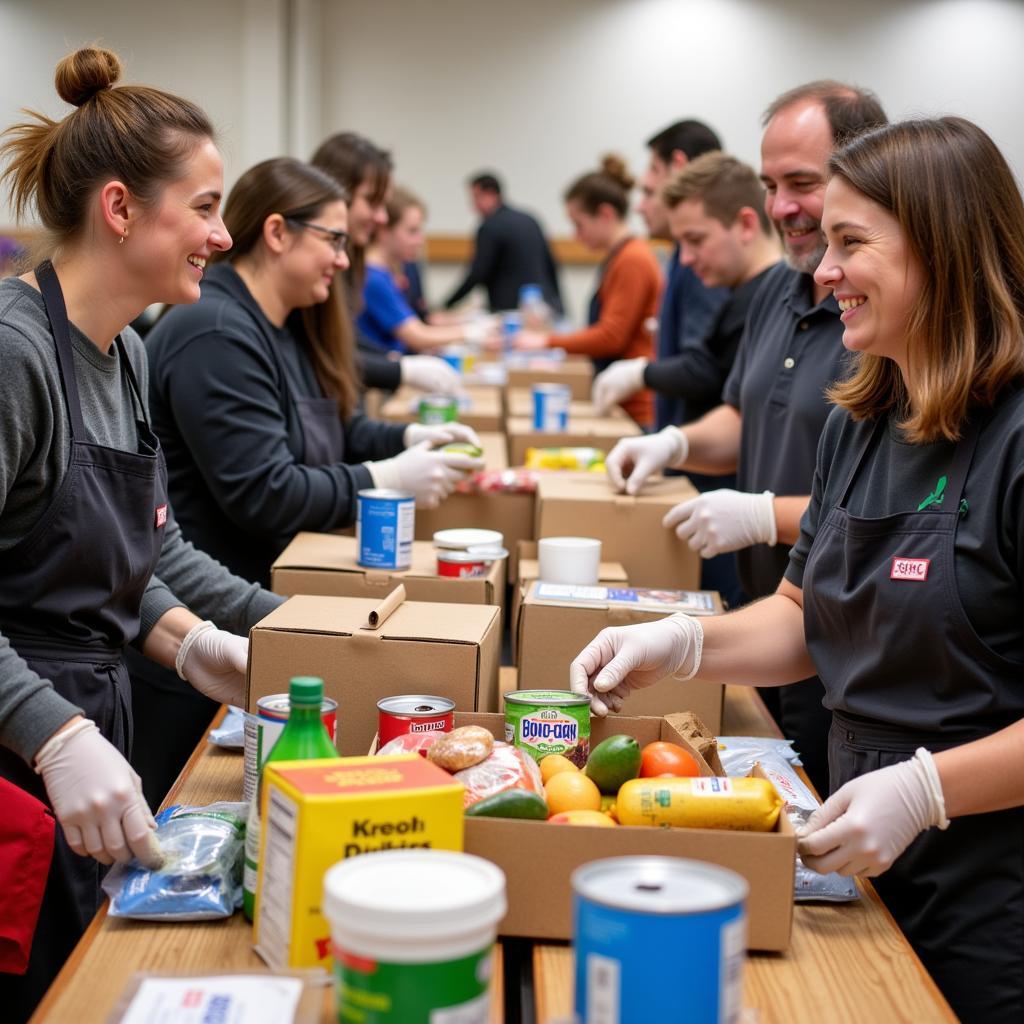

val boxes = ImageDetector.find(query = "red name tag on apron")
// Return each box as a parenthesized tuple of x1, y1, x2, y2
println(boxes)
(891, 557, 930, 581)
(155, 504, 168, 529)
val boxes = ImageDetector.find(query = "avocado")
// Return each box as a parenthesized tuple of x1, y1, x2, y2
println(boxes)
(465, 788, 548, 820)
(584, 735, 642, 795)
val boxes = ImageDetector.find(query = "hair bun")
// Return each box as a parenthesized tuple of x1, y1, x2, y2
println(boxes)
(600, 154, 634, 191)
(55, 46, 122, 107)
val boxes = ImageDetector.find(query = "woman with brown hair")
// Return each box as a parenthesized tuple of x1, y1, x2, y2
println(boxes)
(0, 47, 286, 1018)
(516, 155, 662, 426)
(569, 117, 1024, 1023)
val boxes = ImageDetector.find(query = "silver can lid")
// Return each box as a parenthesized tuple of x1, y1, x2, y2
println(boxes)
(358, 488, 415, 501)
(377, 695, 456, 716)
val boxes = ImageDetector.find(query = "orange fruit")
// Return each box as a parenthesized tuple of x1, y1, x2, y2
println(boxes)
(544, 770, 602, 815)
(549, 809, 617, 827)
(539, 753, 579, 784)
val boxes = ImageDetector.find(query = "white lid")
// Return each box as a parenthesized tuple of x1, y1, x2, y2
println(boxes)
(433, 528, 505, 550)
(323, 850, 507, 940)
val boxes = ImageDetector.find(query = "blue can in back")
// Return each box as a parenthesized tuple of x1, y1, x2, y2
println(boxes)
(356, 489, 415, 569)
(573, 856, 747, 1024)
(532, 382, 571, 432)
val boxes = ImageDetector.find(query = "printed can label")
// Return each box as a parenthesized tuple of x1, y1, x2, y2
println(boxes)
(504, 692, 590, 767)
(532, 383, 571, 432)
(378, 695, 455, 747)
(357, 490, 415, 570)
(418, 395, 459, 425)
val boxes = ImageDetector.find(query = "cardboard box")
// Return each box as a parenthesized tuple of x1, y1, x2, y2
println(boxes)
(247, 594, 502, 751)
(506, 416, 640, 468)
(380, 385, 503, 433)
(456, 712, 795, 951)
(506, 387, 629, 423)
(503, 356, 594, 400)
(536, 472, 701, 588)
(271, 532, 505, 613)
(254, 755, 463, 969)
(515, 580, 724, 732)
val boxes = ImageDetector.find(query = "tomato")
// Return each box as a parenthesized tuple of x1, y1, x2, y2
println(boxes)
(639, 741, 700, 778)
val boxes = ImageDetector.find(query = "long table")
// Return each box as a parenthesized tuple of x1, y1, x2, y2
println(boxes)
(32, 687, 956, 1023)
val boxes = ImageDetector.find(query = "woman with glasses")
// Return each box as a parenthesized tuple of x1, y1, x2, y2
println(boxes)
(130, 158, 481, 802)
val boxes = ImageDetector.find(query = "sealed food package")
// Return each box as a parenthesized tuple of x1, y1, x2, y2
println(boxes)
(716, 735, 802, 767)
(208, 705, 246, 748)
(455, 468, 539, 494)
(456, 741, 544, 809)
(102, 802, 248, 920)
(376, 731, 444, 757)
(524, 446, 605, 471)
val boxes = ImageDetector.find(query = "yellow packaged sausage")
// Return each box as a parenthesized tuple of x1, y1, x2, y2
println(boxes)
(617, 776, 783, 832)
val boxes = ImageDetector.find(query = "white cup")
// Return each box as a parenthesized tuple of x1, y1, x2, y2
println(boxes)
(537, 536, 602, 586)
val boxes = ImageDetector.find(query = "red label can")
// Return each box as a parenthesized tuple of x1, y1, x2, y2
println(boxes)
(377, 695, 455, 746)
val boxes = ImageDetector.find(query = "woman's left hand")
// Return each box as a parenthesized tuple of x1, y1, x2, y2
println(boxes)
(797, 751, 949, 877)
(176, 621, 249, 706)
(404, 423, 482, 449)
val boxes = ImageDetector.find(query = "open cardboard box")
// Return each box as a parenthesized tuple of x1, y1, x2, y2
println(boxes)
(455, 711, 795, 951)
(247, 592, 502, 752)
(536, 472, 702, 589)
(271, 533, 505, 617)
(515, 580, 725, 732)
(506, 415, 640, 468)
(502, 355, 594, 400)
(506, 387, 629, 423)
(380, 384, 504, 433)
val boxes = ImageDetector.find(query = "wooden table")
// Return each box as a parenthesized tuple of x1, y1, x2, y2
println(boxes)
(33, 687, 955, 1024)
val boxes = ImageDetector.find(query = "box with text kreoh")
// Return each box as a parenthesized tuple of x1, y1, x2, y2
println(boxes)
(536, 472, 702, 589)
(515, 581, 725, 732)
(247, 593, 501, 752)
(253, 755, 463, 970)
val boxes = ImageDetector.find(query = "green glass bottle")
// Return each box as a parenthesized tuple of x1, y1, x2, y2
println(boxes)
(243, 676, 339, 920)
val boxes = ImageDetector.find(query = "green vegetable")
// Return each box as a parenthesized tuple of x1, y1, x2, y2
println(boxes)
(441, 442, 483, 458)
(585, 735, 642, 795)
(465, 789, 548, 820)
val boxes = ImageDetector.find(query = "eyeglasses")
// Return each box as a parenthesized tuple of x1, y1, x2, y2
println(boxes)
(285, 217, 349, 255)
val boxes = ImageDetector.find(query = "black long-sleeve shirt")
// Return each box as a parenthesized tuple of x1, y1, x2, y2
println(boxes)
(445, 203, 563, 314)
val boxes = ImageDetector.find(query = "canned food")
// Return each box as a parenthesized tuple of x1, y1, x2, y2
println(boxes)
(504, 689, 591, 767)
(418, 394, 459, 425)
(378, 695, 456, 746)
(573, 856, 748, 1024)
(432, 527, 504, 551)
(436, 545, 508, 578)
(501, 311, 522, 351)
(532, 382, 571, 432)
(243, 694, 338, 802)
(357, 488, 415, 569)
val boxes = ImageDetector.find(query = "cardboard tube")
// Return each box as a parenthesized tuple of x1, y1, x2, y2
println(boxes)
(363, 584, 406, 629)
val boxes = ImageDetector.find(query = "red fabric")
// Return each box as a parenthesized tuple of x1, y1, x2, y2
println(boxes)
(0, 778, 55, 975)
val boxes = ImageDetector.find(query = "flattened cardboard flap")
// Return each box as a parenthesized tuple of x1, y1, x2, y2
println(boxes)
(536, 471, 698, 505)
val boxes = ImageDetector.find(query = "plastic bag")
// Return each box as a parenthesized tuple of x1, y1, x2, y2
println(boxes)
(208, 705, 246, 748)
(455, 468, 539, 494)
(102, 802, 248, 920)
(376, 731, 444, 757)
(455, 742, 543, 809)
(716, 735, 802, 767)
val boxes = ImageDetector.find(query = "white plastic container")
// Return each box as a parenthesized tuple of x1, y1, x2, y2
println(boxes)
(322, 850, 507, 1024)
(538, 536, 602, 586)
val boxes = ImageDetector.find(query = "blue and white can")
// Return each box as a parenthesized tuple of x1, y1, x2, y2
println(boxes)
(573, 856, 747, 1024)
(356, 489, 415, 570)
(501, 311, 522, 352)
(532, 382, 571, 432)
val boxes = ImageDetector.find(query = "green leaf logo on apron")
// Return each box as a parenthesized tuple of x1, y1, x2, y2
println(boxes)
(917, 475, 948, 511)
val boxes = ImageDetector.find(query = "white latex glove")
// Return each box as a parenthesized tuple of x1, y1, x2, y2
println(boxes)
(797, 750, 949, 877)
(662, 488, 777, 558)
(399, 354, 463, 395)
(403, 422, 482, 450)
(568, 614, 704, 716)
(592, 357, 648, 416)
(35, 718, 163, 868)
(176, 620, 249, 706)
(367, 441, 484, 509)
(605, 426, 688, 495)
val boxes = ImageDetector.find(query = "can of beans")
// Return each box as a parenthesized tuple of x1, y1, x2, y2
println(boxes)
(243, 694, 338, 802)
(378, 695, 456, 746)
(504, 689, 591, 767)
(357, 488, 415, 569)
(436, 545, 508, 578)
(573, 856, 748, 1024)
(418, 394, 459, 425)
(532, 383, 571, 432)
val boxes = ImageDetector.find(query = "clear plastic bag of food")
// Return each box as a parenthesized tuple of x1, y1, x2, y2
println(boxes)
(102, 801, 248, 920)
(455, 468, 540, 494)
(455, 741, 543, 809)
(208, 705, 246, 748)
(375, 731, 444, 757)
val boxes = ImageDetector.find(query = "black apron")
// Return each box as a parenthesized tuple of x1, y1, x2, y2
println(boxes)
(0, 263, 168, 1021)
(802, 413, 1024, 1024)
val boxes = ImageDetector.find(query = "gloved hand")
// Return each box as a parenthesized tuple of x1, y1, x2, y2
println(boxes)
(399, 354, 463, 395)
(569, 614, 704, 716)
(663, 488, 777, 557)
(367, 441, 484, 509)
(403, 422, 482, 450)
(797, 749, 949, 877)
(176, 620, 249, 706)
(592, 357, 648, 416)
(35, 718, 163, 868)
(606, 427, 688, 495)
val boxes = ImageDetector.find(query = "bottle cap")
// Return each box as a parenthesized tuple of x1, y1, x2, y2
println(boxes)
(288, 676, 325, 705)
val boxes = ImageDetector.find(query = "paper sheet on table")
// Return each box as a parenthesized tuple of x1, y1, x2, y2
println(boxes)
(116, 974, 303, 1023)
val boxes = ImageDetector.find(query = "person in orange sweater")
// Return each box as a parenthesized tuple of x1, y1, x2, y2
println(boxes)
(516, 156, 662, 426)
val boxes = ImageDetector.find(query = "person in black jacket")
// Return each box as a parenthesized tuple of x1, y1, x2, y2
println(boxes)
(445, 172, 563, 314)
(130, 158, 481, 804)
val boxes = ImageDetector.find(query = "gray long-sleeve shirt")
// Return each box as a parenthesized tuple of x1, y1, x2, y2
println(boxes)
(0, 277, 281, 763)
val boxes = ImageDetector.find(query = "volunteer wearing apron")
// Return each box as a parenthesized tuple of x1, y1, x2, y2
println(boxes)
(134, 158, 482, 803)
(569, 116, 1024, 1023)
(513, 155, 661, 428)
(0, 47, 283, 1021)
